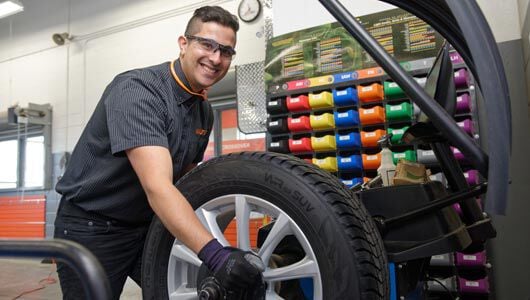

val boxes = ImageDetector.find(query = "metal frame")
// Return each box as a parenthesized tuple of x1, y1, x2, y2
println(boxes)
(319, 0, 511, 214)
(0, 239, 111, 300)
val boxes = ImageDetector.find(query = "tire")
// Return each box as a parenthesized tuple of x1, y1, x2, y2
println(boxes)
(142, 151, 389, 299)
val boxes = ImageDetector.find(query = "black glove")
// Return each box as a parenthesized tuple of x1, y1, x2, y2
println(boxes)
(198, 239, 265, 291)
(214, 249, 265, 290)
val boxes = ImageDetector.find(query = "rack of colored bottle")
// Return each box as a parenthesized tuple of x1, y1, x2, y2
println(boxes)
(341, 177, 366, 188)
(337, 155, 363, 171)
(456, 93, 471, 113)
(358, 82, 384, 103)
(385, 102, 413, 121)
(309, 91, 334, 109)
(383, 81, 406, 99)
(359, 106, 385, 125)
(336, 132, 361, 149)
(454, 68, 470, 89)
(430, 169, 479, 186)
(360, 129, 386, 147)
(334, 110, 360, 127)
(427, 276, 490, 294)
(311, 135, 336, 152)
(333, 87, 358, 106)
(392, 150, 417, 165)
(312, 157, 338, 172)
(455, 250, 487, 267)
(457, 118, 474, 135)
(387, 126, 409, 144)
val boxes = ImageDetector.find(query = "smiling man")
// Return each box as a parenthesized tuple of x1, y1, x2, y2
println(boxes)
(54, 6, 264, 300)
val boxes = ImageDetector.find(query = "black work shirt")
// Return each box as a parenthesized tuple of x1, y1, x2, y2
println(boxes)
(56, 60, 213, 224)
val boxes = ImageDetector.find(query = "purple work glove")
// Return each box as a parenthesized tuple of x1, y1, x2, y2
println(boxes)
(198, 239, 265, 290)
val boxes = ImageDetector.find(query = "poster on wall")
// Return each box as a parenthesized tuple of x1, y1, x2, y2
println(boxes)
(265, 8, 443, 92)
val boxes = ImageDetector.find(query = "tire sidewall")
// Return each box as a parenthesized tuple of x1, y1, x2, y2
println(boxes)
(143, 156, 370, 299)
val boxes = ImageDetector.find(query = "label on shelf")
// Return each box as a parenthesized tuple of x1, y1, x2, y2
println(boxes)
(339, 135, 350, 141)
(465, 281, 479, 287)
(333, 71, 355, 83)
(268, 100, 278, 105)
(361, 86, 373, 92)
(269, 121, 278, 126)
(463, 255, 477, 261)
(356, 67, 384, 79)
(286, 79, 309, 90)
(364, 109, 374, 114)
(337, 90, 347, 96)
(309, 75, 334, 87)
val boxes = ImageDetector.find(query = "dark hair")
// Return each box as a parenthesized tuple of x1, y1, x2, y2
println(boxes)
(185, 6, 239, 36)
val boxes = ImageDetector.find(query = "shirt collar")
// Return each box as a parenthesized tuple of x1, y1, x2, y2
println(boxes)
(172, 59, 201, 105)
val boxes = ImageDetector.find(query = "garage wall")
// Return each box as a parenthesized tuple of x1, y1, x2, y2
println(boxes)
(272, 1, 530, 299)
(0, 0, 267, 237)
(0, 0, 266, 153)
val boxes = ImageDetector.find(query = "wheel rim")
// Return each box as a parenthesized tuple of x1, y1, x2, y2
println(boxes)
(165, 193, 323, 299)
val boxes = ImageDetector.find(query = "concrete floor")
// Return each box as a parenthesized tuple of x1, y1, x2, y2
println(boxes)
(0, 259, 141, 299)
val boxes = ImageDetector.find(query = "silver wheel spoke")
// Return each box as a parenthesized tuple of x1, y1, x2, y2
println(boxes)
(263, 256, 318, 282)
(196, 207, 230, 246)
(235, 195, 251, 250)
(258, 213, 292, 264)
(170, 244, 201, 267)
(168, 194, 323, 300)
(266, 289, 285, 300)
(169, 289, 197, 300)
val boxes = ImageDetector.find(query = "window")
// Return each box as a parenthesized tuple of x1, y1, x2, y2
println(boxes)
(0, 104, 52, 191)
(0, 135, 45, 190)
(220, 109, 265, 155)
(201, 102, 266, 161)
(0, 140, 18, 189)
(24, 136, 45, 188)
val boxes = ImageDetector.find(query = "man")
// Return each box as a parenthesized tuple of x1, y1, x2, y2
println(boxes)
(54, 6, 264, 299)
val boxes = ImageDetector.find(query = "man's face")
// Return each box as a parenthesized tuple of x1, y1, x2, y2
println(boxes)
(179, 22, 236, 92)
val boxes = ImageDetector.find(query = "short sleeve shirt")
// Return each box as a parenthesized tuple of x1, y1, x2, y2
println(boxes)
(55, 60, 213, 224)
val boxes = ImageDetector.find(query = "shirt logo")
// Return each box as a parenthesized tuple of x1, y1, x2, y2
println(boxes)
(195, 129, 208, 136)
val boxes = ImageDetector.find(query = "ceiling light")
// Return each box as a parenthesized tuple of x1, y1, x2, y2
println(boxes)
(0, 0, 24, 19)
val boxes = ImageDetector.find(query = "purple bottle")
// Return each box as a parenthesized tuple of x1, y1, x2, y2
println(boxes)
(456, 93, 471, 113)
(457, 118, 474, 135)
(458, 276, 490, 294)
(454, 68, 470, 89)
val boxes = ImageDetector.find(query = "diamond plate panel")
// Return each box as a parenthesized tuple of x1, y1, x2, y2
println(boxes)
(236, 61, 267, 133)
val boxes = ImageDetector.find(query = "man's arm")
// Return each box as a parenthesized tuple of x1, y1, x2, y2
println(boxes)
(127, 145, 265, 291)
(126, 145, 212, 253)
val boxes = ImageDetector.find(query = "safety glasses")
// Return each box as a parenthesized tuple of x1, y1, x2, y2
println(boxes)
(186, 35, 236, 59)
